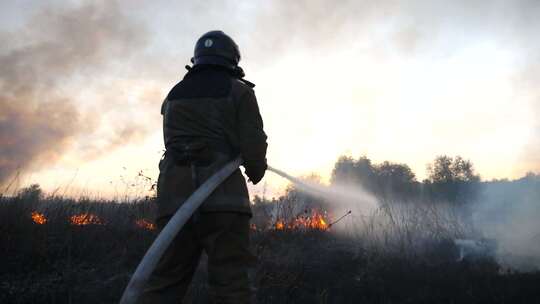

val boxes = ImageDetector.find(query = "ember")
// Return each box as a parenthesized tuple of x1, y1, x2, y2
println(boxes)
(70, 213, 103, 226)
(135, 219, 156, 230)
(31, 211, 47, 224)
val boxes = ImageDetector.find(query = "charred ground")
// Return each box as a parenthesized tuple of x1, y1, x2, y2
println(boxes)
(1, 195, 539, 303)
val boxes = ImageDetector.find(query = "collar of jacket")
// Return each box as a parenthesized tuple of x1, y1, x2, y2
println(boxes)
(184, 64, 255, 88)
(184, 64, 234, 78)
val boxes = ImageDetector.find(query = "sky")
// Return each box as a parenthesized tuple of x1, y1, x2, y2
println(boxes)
(1, 0, 539, 198)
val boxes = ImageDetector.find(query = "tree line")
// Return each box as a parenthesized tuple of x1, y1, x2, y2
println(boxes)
(331, 155, 482, 205)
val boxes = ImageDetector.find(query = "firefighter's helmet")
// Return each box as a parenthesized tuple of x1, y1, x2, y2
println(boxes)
(192, 31, 241, 70)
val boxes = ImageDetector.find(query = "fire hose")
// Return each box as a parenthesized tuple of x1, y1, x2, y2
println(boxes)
(119, 158, 330, 303)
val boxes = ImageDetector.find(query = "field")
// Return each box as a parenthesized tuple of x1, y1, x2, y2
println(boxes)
(1, 184, 539, 304)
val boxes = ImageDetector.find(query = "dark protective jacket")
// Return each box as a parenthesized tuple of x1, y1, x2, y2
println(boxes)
(156, 65, 267, 218)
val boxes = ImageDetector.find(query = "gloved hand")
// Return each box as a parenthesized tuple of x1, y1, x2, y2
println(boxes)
(244, 161, 267, 184)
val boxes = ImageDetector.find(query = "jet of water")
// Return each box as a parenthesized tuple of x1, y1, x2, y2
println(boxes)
(267, 165, 378, 213)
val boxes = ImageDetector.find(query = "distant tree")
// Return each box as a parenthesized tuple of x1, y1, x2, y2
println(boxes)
(427, 155, 454, 183)
(427, 156, 480, 183)
(331, 156, 359, 185)
(374, 161, 419, 199)
(17, 184, 42, 202)
(521, 171, 540, 182)
(331, 156, 419, 200)
(331, 156, 376, 191)
(425, 156, 481, 204)
(354, 156, 378, 191)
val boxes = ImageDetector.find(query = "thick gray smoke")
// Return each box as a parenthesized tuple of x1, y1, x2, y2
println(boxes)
(474, 178, 540, 270)
(0, 1, 150, 185)
(271, 163, 540, 271)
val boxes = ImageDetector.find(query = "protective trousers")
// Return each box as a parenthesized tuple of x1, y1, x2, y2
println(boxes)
(139, 213, 253, 304)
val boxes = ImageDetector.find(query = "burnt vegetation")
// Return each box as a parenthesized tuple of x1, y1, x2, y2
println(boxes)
(1, 155, 540, 303)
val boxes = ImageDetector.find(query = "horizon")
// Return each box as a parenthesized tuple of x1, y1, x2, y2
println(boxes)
(3, 154, 538, 201)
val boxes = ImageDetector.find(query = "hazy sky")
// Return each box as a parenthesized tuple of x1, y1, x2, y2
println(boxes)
(1, 0, 539, 198)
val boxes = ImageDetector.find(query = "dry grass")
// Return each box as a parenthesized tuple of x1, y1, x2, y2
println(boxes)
(1, 188, 539, 303)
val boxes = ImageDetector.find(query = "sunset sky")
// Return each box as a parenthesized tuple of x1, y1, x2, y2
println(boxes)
(1, 0, 539, 198)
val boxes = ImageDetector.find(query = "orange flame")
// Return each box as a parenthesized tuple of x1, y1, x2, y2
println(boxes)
(273, 209, 329, 231)
(275, 220, 285, 230)
(31, 211, 47, 224)
(70, 213, 103, 226)
(135, 219, 156, 230)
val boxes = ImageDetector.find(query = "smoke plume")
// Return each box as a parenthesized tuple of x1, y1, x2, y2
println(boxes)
(474, 178, 540, 270)
(0, 1, 149, 185)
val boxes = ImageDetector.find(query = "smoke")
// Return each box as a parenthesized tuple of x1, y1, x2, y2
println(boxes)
(242, 1, 539, 60)
(256, 2, 540, 261)
(0, 1, 151, 185)
(271, 162, 540, 271)
(473, 178, 540, 270)
(2, 0, 539, 185)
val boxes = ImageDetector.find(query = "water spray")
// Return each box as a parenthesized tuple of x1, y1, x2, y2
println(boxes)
(268, 166, 371, 205)
(267, 165, 336, 199)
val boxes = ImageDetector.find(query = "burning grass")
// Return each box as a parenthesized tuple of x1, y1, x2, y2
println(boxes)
(30, 209, 156, 230)
(70, 213, 104, 226)
(135, 218, 156, 230)
(273, 209, 329, 231)
(31, 211, 47, 224)
(1, 188, 539, 303)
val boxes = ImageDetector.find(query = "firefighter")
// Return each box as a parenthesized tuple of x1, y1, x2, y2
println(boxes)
(139, 31, 267, 304)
